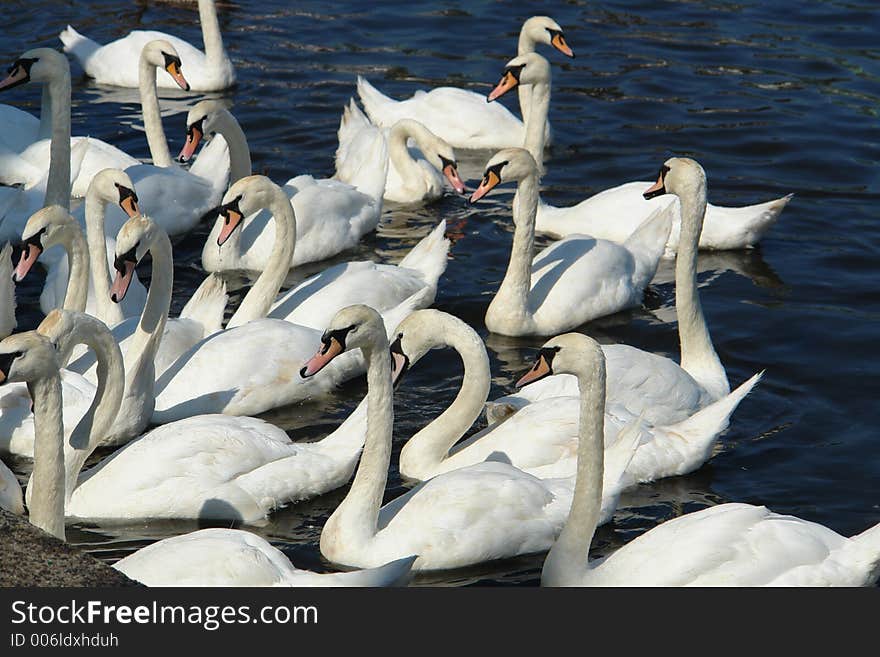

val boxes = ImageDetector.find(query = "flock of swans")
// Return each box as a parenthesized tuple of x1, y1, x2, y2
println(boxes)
(0, 3, 878, 588)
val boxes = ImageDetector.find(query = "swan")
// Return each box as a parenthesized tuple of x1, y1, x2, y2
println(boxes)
(301, 305, 639, 572)
(0, 50, 139, 198)
(63, 214, 226, 444)
(0, 245, 22, 514)
(519, 333, 880, 587)
(12, 177, 147, 323)
(60, 0, 236, 92)
(486, 157, 742, 427)
(200, 175, 448, 331)
(177, 100, 388, 271)
(391, 309, 762, 485)
(0, 326, 413, 587)
(489, 50, 792, 251)
(469, 147, 672, 336)
(335, 100, 466, 204)
(356, 16, 573, 150)
(151, 179, 441, 422)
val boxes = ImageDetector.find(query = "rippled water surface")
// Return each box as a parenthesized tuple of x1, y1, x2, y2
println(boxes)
(2, 0, 879, 585)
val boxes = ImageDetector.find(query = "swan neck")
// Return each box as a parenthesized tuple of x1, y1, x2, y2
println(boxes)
(400, 324, 491, 478)
(226, 188, 296, 327)
(542, 356, 606, 586)
(84, 194, 125, 326)
(27, 376, 66, 540)
(60, 229, 89, 314)
(329, 343, 393, 545)
(38, 84, 53, 140)
(387, 123, 425, 187)
(522, 81, 549, 171)
(198, 0, 227, 64)
(492, 173, 539, 323)
(675, 183, 722, 383)
(44, 73, 72, 209)
(139, 56, 173, 167)
(213, 111, 252, 183)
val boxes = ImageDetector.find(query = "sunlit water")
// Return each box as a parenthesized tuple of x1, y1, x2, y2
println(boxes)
(2, 0, 879, 586)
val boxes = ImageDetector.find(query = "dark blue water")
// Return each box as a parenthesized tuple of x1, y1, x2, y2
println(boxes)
(2, 0, 878, 585)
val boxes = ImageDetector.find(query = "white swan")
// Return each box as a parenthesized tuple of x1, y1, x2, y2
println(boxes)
(177, 100, 388, 271)
(486, 157, 741, 426)
(522, 333, 880, 587)
(489, 50, 792, 251)
(470, 147, 671, 336)
(13, 178, 147, 323)
(0, 326, 413, 587)
(302, 305, 638, 572)
(391, 309, 762, 485)
(335, 100, 465, 204)
(60, 0, 235, 92)
(0, 50, 139, 198)
(201, 175, 448, 331)
(152, 178, 442, 421)
(0, 245, 22, 514)
(356, 16, 573, 150)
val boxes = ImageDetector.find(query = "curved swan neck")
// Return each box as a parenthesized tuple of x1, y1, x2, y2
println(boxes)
(44, 68, 72, 209)
(328, 342, 393, 546)
(491, 172, 540, 325)
(226, 188, 296, 327)
(27, 375, 66, 540)
(139, 56, 173, 167)
(387, 121, 428, 187)
(84, 193, 125, 326)
(400, 324, 491, 479)
(212, 111, 252, 183)
(198, 0, 228, 65)
(59, 228, 89, 313)
(675, 181, 725, 391)
(522, 80, 550, 172)
(541, 353, 606, 586)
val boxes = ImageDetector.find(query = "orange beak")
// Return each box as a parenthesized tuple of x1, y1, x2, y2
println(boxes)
(443, 163, 466, 194)
(178, 122, 203, 163)
(119, 195, 139, 219)
(217, 207, 244, 246)
(165, 61, 190, 91)
(0, 66, 29, 92)
(516, 354, 553, 388)
(487, 70, 519, 102)
(110, 259, 136, 303)
(551, 33, 574, 58)
(300, 337, 344, 378)
(469, 169, 501, 203)
(643, 172, 667, 200)
(13, 240, 42, 282)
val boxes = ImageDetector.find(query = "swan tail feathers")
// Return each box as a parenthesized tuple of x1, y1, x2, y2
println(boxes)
(604, 413, 644, 493)
(833, 522, 880, 585)
(325, 556, 416, 587)
(0, 242, 17, 339)
(178, 273, 228, 335)
(624, 204, 674, 289)
(657, 371, 763, 476)
(357, 76, 397, 125)
(380, 286, 436, 340)
(335, 99, 389, 203)
(59, 25, 101, 66)
(398, 219, 450, 290)
(704, 193, 794, 249)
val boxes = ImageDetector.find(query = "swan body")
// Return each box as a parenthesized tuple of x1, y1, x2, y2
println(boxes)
(487, 158, 735, 426)
(60, 0, 235, 91)
(355, 17, 573, 150)
(536, 182, 793, 253)
(335, 101, 465, 204)
(1, 324, 412, 587)
(303, 306, 637, 572)
(114, 529, 415, 587)
(0, 103, 43, 152)
(0, 458, 22, 514)
(470, 148, 671, 336)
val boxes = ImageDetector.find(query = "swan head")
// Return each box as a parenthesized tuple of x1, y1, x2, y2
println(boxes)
(521, 16, 574, 58)
(0, 332, 60, 386)
(469, 148, 539, 203)
(178, 99, 234, 163)
(516, 333, 604, 388)
(88, 169, 140, 219)
(0, 48, 67, 92)
(14, 206, 76, 283)
(215, 175, 281, 246)
(111, 215, 161, 303)
(389, 309, 477, 389)
(300, 305, 386, 378)
(487, 52, 551, 102)
(141, 40, 190, 91)
(643, 157, 706, 201)
(390, 120, 466, 194)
